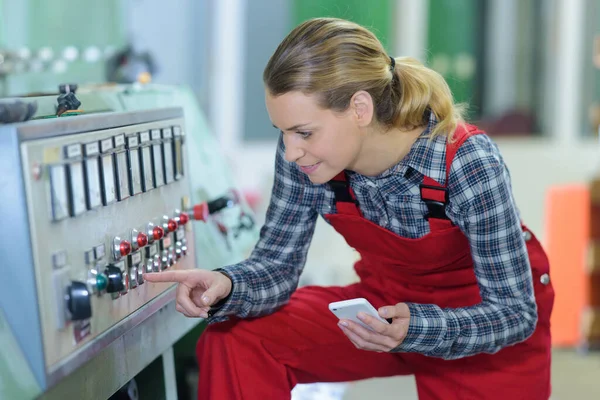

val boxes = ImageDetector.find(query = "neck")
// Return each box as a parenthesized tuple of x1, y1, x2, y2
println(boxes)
(350, 125, 425, 176)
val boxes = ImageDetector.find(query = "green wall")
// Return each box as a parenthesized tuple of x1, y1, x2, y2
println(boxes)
(292, 0, 394, 52)
(427, 0, 482, 118)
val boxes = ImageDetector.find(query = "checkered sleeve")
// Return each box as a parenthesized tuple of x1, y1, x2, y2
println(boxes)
(208, 134, 319, 323)
(393, 134, 537, 359)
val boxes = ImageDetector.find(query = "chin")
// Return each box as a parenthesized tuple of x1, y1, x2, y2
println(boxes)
(306, 169, 338, 185)
(307, 175, 329, 184)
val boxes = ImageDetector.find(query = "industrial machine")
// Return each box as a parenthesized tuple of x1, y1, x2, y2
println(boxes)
(0, 85, 258, 400)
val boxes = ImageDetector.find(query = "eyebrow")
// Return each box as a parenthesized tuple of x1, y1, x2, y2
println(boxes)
(272, 123, 310, 131)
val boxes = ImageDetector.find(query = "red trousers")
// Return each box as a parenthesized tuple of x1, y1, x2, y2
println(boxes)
(196, 280, 552, 400)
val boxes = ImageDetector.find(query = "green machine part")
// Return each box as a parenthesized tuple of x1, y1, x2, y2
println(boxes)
(0, 0, 126, 96)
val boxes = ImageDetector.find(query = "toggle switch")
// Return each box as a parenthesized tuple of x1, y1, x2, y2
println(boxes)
(129, 266, 138, 289)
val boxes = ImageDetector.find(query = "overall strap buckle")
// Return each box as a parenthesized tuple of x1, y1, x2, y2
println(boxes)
(327, 171, 362, 217)
(328, 180, 358, 204)
(419, 183, 450, 221)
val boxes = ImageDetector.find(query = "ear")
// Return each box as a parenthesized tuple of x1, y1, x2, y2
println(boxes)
(349, 90, 374, 127)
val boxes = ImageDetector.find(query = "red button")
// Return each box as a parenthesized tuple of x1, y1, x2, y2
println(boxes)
(179, 212, 189, 226)
(120, 240, 132, 256)
(137, 232, 148, 248)
(152, 226, 164, 240)
(167, 219, 177, 232)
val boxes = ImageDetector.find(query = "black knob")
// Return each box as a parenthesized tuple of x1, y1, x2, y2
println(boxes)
(65, 281, 92, 320)
(105, 265, 125, 293)
(207, 195, 234, 214)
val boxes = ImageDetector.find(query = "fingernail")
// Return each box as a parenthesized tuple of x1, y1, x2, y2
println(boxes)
(357, 312, 366, 321)
(339, 321, 348, 327)
(202, 296, 210, 304)
(380, 308, 388, 317)
(200, 312, 208, 319)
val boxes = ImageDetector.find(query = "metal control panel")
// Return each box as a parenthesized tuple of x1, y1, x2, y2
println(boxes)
(0, 108, 196, 393)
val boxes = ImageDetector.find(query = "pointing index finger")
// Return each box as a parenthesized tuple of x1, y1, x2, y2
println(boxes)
(144, 270, 196, 283)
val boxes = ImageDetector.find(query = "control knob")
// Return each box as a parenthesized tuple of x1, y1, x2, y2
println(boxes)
(65, 281, 92, 320)
(104, 265, 125, 293)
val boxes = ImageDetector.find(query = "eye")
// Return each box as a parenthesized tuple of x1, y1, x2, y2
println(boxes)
(296, 131, 312, 139)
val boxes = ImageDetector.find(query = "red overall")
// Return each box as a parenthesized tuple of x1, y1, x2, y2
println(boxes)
(196, 125, 554, 400)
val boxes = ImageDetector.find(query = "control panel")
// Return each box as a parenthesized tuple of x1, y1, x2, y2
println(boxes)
(0, 108, 198, 390)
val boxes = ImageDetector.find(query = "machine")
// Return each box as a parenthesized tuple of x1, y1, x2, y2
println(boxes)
(0, 85, 259, 400)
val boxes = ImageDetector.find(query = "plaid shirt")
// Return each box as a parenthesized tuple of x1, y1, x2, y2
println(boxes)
(213, 115, 537, 360)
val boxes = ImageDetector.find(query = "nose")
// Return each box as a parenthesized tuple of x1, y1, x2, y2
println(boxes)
(283, 135, 304, 163)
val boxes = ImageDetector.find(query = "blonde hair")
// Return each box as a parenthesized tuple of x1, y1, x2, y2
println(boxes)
(263, 18, 467, 139)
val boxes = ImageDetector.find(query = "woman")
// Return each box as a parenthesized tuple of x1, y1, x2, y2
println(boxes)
(145, 17, 554, 400)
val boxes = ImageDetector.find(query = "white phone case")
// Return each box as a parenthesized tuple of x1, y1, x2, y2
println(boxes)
(328, 298, 389, 330)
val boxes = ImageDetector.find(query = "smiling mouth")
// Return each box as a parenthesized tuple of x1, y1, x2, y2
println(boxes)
(299, 162, 321, 173)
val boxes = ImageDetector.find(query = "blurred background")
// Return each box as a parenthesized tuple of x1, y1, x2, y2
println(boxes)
(1, 0, 600, 398)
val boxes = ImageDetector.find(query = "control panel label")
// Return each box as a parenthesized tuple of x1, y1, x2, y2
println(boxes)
(163, 235, 172, 249)
(139, 131, 150, 143)
(151, 129, 161, 141)
(148, 242, 158, 257)
(162, 128, 173, 139)
(127, 135, 139, 148)
(84, 142, 99, 156)
(64, 144, 82, 159)
(73, 320, 91, 343)
(131, 252, 142, 265)
(94, 244, 106, 260)
(100, 138, 114, 153)
(114, 134, 126, 148)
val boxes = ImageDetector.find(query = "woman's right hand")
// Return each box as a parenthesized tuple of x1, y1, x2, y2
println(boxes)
(144, 269, 233, 318)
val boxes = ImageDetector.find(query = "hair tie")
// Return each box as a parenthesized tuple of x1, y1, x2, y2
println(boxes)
(389, 56, 396, 72)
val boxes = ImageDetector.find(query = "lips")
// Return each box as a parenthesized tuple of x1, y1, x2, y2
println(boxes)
(299, 162, 321, 174)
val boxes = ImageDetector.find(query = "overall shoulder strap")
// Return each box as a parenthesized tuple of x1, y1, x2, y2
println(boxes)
(420, 123, 484, 231)
(327, 171, 362, 217)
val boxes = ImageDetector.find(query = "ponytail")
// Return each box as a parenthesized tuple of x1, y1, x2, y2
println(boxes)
(392, 57, 467, 140)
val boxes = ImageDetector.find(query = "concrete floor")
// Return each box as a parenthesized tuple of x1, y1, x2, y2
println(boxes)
(342, 349, 600, 400)
(291, 349, 600, 399)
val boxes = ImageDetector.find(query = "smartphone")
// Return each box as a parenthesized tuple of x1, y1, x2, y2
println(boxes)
(329, 298, 390, 330)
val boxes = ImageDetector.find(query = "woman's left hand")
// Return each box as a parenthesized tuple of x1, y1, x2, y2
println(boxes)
(338, 302, 411, 352)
